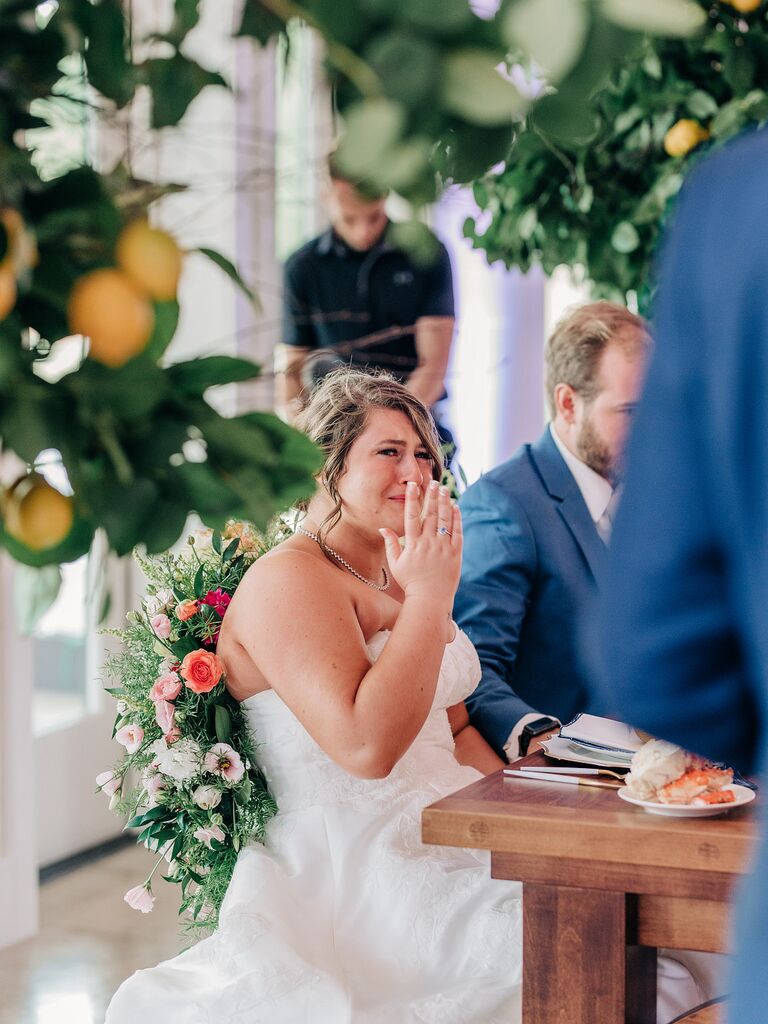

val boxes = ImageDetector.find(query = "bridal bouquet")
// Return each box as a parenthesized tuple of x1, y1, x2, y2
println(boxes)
(98, 520, 284, 933)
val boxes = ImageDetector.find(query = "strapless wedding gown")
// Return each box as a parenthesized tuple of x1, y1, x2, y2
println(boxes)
(106, 629, 522, 1023)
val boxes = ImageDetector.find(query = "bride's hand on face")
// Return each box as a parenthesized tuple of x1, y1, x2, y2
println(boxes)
(379, 479, 462, 604)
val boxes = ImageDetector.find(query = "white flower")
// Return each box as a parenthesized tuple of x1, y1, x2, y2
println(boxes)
(95, 770, 121, 797)
(145, 588, 174, 616)
(192, 785, 222, 810)
(190, 529, 214, 557)
(154, 738, 202, 783)
(116, 699, 128, 715)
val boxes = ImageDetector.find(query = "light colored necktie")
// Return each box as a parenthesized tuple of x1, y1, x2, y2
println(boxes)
(596, 488, 620, 544)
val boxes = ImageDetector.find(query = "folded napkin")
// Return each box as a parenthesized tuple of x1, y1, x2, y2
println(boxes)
(559, 714, 644, 756)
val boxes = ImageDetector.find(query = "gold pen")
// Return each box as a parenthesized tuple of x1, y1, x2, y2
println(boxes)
(503, 769, 623, 790)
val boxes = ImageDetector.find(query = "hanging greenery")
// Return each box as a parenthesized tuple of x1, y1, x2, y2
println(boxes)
(0, 0, 713, 568)
(0, 1, 320, 568)
(465, 0, 768, 308)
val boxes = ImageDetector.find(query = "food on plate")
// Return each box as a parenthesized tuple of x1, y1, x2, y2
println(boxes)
(625, 739, 734, 805)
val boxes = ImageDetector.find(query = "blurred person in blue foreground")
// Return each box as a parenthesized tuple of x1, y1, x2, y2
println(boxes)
(594, 128, 768, 1024)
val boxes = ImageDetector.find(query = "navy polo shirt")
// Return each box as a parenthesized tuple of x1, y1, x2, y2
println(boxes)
(282, 224, 454, 380)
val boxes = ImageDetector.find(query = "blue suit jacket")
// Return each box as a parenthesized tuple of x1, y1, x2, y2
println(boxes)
(455, 428, 605, 757)
(594, 129, 768, 1024)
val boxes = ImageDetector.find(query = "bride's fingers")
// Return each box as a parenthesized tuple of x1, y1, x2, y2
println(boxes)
(420, 479, 439, 531)
(436, 486, 452, 536)
(403, 480, 421, 542)
(379, 528, 401, 565)
(450, 504, 462, 548)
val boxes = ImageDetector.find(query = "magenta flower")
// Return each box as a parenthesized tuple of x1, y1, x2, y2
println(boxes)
(201, 588, 232, 617)
(203, 743, 245, 784)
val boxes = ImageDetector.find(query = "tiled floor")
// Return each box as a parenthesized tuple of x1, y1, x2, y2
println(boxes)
(0, 844, 186, 1024)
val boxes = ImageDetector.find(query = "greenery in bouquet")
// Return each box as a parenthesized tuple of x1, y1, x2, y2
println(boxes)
(465, 0, 768, 309)
(97, 519, 288, 933)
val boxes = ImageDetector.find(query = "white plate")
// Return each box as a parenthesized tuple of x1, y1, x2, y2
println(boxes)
(617, 784, 755, 817)
(541, 736, 634, 769)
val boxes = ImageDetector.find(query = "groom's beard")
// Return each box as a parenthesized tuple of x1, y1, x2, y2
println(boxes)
(576, 415, 621, 487)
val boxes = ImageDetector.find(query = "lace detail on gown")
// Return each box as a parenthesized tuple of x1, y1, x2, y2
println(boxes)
(106, 628, 522, 1024)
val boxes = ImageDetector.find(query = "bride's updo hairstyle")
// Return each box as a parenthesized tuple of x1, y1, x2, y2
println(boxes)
(296, 368, 443, 544)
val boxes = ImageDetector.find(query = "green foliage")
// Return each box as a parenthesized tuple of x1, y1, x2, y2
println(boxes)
(0, 2, 320, 568)
(466, 0, 768, 308)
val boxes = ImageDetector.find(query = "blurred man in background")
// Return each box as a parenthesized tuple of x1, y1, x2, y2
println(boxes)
(275, 157, 455, 436)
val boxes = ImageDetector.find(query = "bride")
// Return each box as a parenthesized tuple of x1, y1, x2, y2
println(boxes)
(106, 369, 522, 1023)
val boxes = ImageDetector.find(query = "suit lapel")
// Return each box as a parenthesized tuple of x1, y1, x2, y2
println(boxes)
(529, 428, 606, 583)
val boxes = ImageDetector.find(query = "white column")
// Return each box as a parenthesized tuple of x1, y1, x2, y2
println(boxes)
(0, 556, 38, 949)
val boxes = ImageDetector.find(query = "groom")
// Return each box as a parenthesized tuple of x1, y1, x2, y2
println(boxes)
(454, 301, 649, 761)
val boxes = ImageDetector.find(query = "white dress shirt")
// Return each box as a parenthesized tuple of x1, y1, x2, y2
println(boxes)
(503, 424, 617, 762)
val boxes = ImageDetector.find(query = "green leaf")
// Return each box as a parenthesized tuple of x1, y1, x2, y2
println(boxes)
(193, 563, 205, 598)
(76, 0, 137, 107)
(611, 221, 640, 254)
(334, 98, 405, 179)
(601, 0, 706, 37)
(214, 704, 232, 743)
(503, 0, 588, 81)
(160, 0, 201, 46)
(194, 248, 260, 308)
(686, 90, 718, 120)
(147, 54, 228, 129)
(442, 49, 524, 127)
(167, 356, 262, 396)
(387, 221, 440, 268)
(212, 530, 222, 555)
(13, 564, 62, 635)
(125, 806, 169, 830)
(364, 32, 440, 106)
(144, 301, 180, 361)
(222, 537, 240, 562)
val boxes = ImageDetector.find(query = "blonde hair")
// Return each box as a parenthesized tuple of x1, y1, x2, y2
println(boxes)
(544, 301, 649, 418)
(296, 368, 442, 549)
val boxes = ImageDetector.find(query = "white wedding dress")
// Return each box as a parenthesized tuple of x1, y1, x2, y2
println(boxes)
(106, 628, 522, 1023)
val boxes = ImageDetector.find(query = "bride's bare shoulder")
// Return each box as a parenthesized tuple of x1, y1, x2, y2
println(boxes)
(233, 537, 336, 598)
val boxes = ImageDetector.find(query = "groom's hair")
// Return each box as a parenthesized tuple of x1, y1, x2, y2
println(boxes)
(544, 301, 649, 419)
(295, 368, 443, 542)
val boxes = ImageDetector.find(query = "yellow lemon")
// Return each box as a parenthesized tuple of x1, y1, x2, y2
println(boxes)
(663, 119, 709, 158)
(116, 219, 183, 301)
(726, 0, 762, 12)
(4, 477, 75, 551)
(0, 266, 16, 319)
(68, 268, 155, 367)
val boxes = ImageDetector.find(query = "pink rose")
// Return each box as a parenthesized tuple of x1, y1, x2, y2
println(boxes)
(115, 723, 144, 754)
(150, 613, 171, 640)
(154, 699, 176, 734)
(164, 726, 182, 745)
(201, 588, 232, 617)
(180, 649, 224, 694)
(149, 672, 181, 702)
(95, 770, 121, 797)
(193, 824, 226, 849)
(124, 884, 155, 913)
(203, 743, 245, 784)
(175, 599, 199, 622)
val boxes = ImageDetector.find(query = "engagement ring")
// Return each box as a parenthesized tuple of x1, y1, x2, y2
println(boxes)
(438, 526, 451, 536)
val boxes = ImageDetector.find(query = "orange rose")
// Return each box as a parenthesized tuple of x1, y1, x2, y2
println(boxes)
(175, 599, 199, 622)
(180, 649, 224, 694)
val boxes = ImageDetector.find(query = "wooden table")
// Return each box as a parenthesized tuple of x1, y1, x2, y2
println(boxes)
(422, 753, 758, 1024)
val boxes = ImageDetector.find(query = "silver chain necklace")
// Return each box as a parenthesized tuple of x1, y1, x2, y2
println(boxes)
(295, 526, 391, 592)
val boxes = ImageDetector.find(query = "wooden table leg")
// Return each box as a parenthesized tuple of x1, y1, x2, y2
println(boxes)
(523, 883, 656, 1024)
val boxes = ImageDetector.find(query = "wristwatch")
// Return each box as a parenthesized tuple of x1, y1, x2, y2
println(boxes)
(519, 716, 559, 756)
